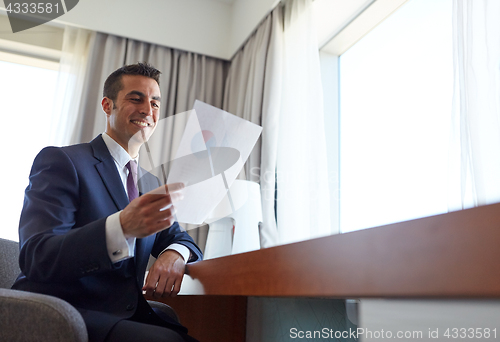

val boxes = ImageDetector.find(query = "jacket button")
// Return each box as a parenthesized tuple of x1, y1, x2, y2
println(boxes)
(126, 304, 135, 311)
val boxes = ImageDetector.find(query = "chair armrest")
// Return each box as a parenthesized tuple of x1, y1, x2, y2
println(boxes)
(147, 300, 181, 324)
(0, 288, 88, 342)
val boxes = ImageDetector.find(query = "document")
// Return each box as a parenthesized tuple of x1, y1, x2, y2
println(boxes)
(136, 101, 262, 225)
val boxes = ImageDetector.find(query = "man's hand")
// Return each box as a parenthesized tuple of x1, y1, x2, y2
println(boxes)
(120, 183, 184, 239)
(143, 250, 186, 298)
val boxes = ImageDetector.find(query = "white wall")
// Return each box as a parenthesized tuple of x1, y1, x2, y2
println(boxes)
(229, 0, 278, 58)
(0, 0, 280, 60)
(54, 0, 232, 59)
(1, 0, 377, 60)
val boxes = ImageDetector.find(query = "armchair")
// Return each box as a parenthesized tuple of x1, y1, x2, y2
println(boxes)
(0, 237, 180, 341)
(0, 237, 88, 342)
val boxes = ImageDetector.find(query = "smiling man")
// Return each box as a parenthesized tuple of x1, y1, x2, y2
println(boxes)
(13, 63, 202, 342)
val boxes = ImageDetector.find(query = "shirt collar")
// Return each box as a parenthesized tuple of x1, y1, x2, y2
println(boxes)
(102, 132, 139, 168)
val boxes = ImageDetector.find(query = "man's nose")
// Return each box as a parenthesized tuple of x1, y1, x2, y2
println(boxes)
(140, 102, 153, 116)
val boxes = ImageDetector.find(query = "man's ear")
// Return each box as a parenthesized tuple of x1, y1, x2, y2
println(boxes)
(101, 97, 113, 115)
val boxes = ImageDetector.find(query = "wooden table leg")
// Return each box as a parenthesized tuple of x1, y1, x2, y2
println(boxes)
(151, 295, 247, 342)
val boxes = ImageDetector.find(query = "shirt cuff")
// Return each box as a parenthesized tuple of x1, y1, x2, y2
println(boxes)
(159, 244, 191, 263)
(105, 211, 135, 263)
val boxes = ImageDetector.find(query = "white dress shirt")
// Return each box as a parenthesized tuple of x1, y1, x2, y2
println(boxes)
(102, 132, 190, 264)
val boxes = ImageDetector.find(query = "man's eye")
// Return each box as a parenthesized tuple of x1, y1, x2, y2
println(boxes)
(152, 103, 160, 108)
(131, 98, 141, 102)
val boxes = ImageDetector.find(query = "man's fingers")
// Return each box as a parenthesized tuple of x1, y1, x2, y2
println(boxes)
(166, 182, 185, 193)
(169, 191, 184, 203)
(137, 191, 183, 205)
(163, 278, 175, 297)
(141, 216, 176, 237)
(171, 281, 181, 297)
(138, 196, 178, 222)
(152, 203, 177, 225)
(144, 272, 178, 298)
(154, 274, 168, 298)
(147, 183, 185, 196)
(143, 252, 185, 298)
(143, 272, 156, 297)
(121, 184, 183, 238)
(137, 183, 184, 208)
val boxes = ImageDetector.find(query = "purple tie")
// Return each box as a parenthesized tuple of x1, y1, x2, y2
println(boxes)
(125, 160, 139, 202)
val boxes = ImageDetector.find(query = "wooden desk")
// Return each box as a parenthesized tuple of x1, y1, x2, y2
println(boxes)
(151, 202, 500, 340)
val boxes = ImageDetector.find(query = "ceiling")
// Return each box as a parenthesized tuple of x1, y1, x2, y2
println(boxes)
(0, 0, 384, 60)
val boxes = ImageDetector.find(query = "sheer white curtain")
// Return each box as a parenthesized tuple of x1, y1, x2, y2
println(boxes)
(49, 26, 95, 146)
(449, 0, 500, 210)
(276, 0, 331, 244)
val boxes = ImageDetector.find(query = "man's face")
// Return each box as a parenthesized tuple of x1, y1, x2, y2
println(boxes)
(102, 75, 161, 152)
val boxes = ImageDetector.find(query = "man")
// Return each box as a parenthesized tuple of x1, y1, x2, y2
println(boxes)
(12, 63, 203, 342)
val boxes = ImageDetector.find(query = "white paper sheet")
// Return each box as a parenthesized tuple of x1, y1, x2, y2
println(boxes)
(134, 101, 262, 225)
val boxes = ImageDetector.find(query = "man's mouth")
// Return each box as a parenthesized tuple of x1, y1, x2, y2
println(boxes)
(131, 120, 151, 127)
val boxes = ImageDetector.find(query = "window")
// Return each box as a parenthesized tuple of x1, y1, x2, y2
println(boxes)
(0, 15, 63, 241)
(0, 59, 58, 241)
(338, 0, 453, 233)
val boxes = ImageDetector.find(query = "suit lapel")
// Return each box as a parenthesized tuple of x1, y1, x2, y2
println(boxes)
(90, 135, 129, 211)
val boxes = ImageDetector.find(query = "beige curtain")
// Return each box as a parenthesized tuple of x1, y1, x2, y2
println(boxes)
(69, 33, 127, 145)
(223, 6, 284, 247)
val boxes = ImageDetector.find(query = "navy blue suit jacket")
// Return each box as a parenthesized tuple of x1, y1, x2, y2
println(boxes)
(13, 135, 202, 341)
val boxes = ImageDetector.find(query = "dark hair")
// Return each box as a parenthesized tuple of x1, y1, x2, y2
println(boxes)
(103, 62, 161, 102)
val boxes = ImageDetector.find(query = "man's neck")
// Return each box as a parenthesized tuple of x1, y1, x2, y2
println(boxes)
(126, 145, 140, 159)
(117, 141, 140, 159)
(103, 132, 141, 159)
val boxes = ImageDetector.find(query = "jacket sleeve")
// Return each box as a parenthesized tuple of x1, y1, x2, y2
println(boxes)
(18, 147, 114, 283)
(152, 223, 203, 262)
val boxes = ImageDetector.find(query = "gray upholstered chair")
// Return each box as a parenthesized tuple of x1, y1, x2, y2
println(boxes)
(0, 237, 88, 342)
(0, 237, 180, 341)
